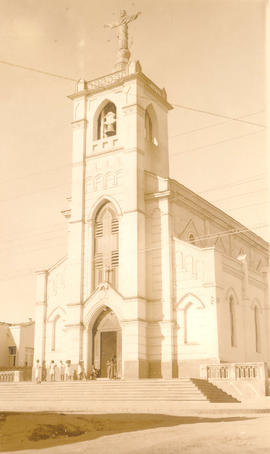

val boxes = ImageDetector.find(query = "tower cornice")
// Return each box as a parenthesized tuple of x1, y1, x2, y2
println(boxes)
(68, 66, 173, 111)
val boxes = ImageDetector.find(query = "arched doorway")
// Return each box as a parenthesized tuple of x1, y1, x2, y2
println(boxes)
(90, 307, 122, 378)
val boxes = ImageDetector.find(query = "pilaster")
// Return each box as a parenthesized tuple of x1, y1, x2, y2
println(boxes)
(33, 270, 48, 363)
(66, 93, 88, 363)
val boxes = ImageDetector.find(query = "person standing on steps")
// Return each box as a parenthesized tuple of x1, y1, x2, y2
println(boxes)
(65, 361, 72, 381)
(111, 355, 117, 379)
(77, 362, 83, 380)
(106, 359, 112, 379)
(35, 360, 41, 384)
(41, 360, 47, 382)
(59, 360, 65, 381)
(49, 360, 56, 382)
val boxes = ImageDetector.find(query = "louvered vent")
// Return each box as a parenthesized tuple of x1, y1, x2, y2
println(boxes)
(95, 221, 103, 237)
(111, 218, 119, 235)
(95, 253, 103, 269)
(111, 250, 119, 268)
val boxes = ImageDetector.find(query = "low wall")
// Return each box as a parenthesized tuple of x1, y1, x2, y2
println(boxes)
(200, 362, 268, 400)
(0, 370, 24, 382)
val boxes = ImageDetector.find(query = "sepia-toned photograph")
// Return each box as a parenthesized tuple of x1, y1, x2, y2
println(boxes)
(0, 0, 269, 452)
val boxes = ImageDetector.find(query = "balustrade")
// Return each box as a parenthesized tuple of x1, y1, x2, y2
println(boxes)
(201, 362, 266, 381)
(0, 371, 15, 382)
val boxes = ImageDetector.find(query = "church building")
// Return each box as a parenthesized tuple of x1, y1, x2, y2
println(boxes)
(34, 11, 270, 379)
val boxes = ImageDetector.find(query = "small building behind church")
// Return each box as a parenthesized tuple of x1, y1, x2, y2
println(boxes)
(0, 321, 34, 369)
(33, 12, 270, 381)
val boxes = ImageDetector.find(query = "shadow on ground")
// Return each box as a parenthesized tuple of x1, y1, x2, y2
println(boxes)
(0, 412, 255, 452)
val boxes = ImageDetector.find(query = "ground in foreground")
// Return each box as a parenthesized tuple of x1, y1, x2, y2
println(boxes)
(0, 412, 270, 453)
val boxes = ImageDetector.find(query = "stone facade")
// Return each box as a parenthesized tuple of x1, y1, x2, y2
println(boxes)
(33, 60, 270, 379)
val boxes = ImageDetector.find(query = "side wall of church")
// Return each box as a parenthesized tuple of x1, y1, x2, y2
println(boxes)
(215, 251, 270, 368)
(34, 259, 69, 367)
(145, 172, 269, 376)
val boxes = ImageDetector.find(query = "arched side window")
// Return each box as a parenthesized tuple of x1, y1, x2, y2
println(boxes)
(145, 110, 153, 143)
(188, 233, 195, 244)
(94, 202, 119, 289)
(184, 302, 202, 344)
(254, 306, 261, 353)
(145, 105, 158, 147)
(229, 295, 237, 347)
(97, 102, 117, 140)
(51, 316, 64, 352)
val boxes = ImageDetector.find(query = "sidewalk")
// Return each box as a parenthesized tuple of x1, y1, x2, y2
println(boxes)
(1, 396, 270, 415)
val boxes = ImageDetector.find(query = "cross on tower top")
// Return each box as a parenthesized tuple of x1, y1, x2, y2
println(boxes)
(105, 10, 141, 71)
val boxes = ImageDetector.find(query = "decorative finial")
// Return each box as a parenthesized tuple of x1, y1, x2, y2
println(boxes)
(105, 10, 141, 71)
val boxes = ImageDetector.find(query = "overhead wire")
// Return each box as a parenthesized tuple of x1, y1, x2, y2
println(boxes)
(0, 59, 76, 82)
(0, 163, 71, 186)
(0, 219, 268, 261)
(171, 102, 266, 128)
(0, 58, 266, 128)
(168, 110, 265, 140)
(170, 129, 265, 156)
(1, 221, 268, 282)
(0, 60, 268, 281)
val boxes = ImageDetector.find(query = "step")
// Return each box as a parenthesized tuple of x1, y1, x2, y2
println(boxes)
(0, 379, 239, 403)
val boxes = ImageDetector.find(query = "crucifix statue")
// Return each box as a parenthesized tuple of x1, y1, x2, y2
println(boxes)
(105, 10, 141, 71)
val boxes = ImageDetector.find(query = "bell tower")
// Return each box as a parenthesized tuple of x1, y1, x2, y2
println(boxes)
(65, 11, 173, 377)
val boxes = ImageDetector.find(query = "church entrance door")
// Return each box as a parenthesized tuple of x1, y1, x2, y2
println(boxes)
(91, 308, 122, 378)
(100, 331, 117, 377)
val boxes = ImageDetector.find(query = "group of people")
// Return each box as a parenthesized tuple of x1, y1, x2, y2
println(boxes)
(34, 360, 99, 383)
(106, 355, 118, 379)
(34, 356, 118, 382)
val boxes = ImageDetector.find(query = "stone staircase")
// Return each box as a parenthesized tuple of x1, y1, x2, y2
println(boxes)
(0, 378, 239, 404)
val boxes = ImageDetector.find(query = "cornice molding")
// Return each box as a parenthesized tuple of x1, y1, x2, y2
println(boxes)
(168, 178, 268, 252)
(145, 190, 171, 201)
(223, 263, 244, 280)
(68, 72, 172, 111)
(71, 119, 88, 129)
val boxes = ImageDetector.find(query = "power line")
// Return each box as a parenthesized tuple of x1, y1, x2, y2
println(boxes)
(172, 103, 266, 128)
(0, 239, 67, 259)
(0, 58, 266, 130)
(136, 92, 266, 128)
(198, 173, 267, 195)
(224, 201, 270, 212)
(0, 181, 69, 203)
(171, 129, 264, 156)
(0, 164, 71, 186)
(168, 110, 265, 140)
(0, 232, 67, 251)
(0, 221, 268, 274)
(0, 59, 76, 82)
(209, 187, 268, 204)
(0, 222, 65, 242)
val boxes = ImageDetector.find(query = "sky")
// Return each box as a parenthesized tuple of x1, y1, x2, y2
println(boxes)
(0, 0, 269, 323)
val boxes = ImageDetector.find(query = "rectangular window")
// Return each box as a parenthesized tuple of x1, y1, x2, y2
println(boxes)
(8, 346, 16, 355)
(8, 346, 16, 367)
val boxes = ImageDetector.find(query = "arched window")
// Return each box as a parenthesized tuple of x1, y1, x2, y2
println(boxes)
(254, 306, 261, 353)
(97, 102, 117, 139)
(51, 316, 64, 351)
(229, 295, 237, 347)
(145, 106, 158, 147)
(145, 110, 153, 143)
(184, 302, 202, 344)
(188, 233, 195, 244)
(94, 202, 119, 289)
